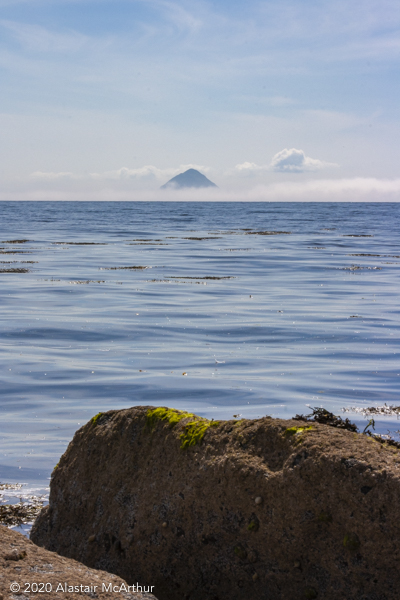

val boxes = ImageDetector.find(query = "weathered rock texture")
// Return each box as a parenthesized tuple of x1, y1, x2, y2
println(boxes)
(0, 525, 157, 600)
(31, 406, 400, 600)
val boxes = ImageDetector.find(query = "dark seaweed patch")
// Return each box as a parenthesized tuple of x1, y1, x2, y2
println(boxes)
(53, 241, 107, 245)
(1, 239, 30, 244)
(295, 407, 400, 449)
(245, 231, 291, 236)
(182, 237, 222, 241)
(0, 482, 44, 526)
(0, 268, 30, 273)
(168, 276, 234, 280)
(293, 407, 358, 432)
(68, 280, 105, 284)
(105, 266, 150, 270)
(0, 251, 32, 255)
(148, 279, 208, 285)
(0, 501, 43, 526)
(349, 254, 400, 258)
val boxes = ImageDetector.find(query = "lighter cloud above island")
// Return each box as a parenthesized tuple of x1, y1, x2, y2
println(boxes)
(31, 171, 75, 180)
(31, 165, 211, 182)
(235, 148, 338, 175)
(89, 164, 210, 181)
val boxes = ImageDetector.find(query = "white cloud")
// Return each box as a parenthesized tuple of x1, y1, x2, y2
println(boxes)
(89, 166, 165, 181)
(234, 149, 338, 175)
(270, 148, 337, 173)
(89, 164, 209, 181)
(151, 0, 203, 34)
(234, 161, 265, 174)
(31, 171, 74, 179)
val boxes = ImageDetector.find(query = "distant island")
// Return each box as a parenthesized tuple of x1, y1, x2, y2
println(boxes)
(161, 168, 217, 189)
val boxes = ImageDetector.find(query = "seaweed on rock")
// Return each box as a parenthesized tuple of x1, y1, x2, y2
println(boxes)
(293, 407, 358, 432)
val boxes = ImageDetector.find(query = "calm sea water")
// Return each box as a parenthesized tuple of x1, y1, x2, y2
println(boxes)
(0, 201, 399, 509)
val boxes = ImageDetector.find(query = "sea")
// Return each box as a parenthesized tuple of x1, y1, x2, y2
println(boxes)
(0, 201, 399, 530)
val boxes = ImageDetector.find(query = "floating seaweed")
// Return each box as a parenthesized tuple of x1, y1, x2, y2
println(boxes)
(0, 268, 30, 273)
(1, 239, 30, 244)
(53, 242, 107, 245)
(245, 231, 291, 236)
(167, 276, 234, 280)
(68, 280, 105, 285)
(0, 251, 32, 255)
(182, 237, 222, 241)
(105, 266, 150, 270)
(348, 253, 400, 258)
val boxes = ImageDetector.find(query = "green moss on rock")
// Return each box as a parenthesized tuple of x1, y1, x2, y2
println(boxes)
(343, 532, 360, 552)
(247, 520, 259, 532)
(91, 412, 104, 426)
(234, 545, 247, 560)
(317, 511, 332, 523)
(146, 407, 195, 430)
(284, 426, 313, 437)
(146, 407, 219, 449)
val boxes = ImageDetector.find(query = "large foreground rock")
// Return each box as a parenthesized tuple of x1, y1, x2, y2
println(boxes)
(32, 406, 400, 600)
(0, 525, 157, 600)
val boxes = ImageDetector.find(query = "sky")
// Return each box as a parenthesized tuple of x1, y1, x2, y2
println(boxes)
(0, 0, 400, 200)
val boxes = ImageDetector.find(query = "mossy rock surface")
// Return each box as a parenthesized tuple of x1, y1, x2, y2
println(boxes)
(145, 407, 220, 449)
(32, 405, 400, 600)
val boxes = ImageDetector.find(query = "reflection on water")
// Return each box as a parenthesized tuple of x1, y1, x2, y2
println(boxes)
(0, 201, 399, 500)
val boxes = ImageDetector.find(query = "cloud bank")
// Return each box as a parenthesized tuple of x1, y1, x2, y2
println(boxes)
(5, 177, 400, 202)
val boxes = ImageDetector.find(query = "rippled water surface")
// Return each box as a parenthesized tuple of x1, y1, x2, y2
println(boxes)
(0, 201, 399, 496)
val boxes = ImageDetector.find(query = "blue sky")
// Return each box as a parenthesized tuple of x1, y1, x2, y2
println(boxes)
(1, 0, 399, 199)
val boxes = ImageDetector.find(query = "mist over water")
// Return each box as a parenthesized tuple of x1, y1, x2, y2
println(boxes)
(0, 201, 399, 494)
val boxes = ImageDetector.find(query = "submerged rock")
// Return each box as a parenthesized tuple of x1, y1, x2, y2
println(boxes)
(0, 525, 157, 599)
(32, 406, 400, 600)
